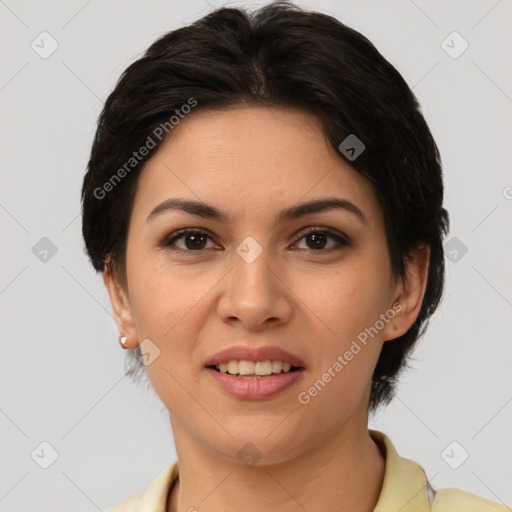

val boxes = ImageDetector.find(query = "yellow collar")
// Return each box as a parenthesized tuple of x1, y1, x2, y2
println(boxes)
(370, 429, 432, 512)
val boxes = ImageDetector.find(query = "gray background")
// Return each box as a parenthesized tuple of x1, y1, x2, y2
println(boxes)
(1, 0, 511, 510)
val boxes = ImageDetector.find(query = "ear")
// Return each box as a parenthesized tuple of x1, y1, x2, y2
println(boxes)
(382, 243, 430, 341)
(103, 259, 138, 348)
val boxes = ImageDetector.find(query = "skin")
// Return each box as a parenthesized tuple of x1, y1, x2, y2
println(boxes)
(104, 106, 430, 512)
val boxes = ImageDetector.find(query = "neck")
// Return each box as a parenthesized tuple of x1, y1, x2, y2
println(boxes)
(167, 420, 385, 512)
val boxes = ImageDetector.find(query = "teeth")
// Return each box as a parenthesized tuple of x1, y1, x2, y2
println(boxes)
(239, 360, 255, 375)
(215, 360, 294, 376)
(227, 361, 239, 374)
(273, 360, 288, 373)
(255, 361, 272, 375)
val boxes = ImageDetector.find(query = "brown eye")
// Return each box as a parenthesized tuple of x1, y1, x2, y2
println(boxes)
(305, 231, 329, 250)
(162, 229, 216, 252)
(294, 228, 349, 253)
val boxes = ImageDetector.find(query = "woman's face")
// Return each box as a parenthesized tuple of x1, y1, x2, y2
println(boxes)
(106, 106, 424, 464)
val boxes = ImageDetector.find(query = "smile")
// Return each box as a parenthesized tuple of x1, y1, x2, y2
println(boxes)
(211, 359, 300, 377)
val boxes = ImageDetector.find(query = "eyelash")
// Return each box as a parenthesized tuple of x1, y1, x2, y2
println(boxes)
(161, 227, 350, 255)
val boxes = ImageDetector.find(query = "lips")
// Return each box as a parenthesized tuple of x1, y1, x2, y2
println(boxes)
(203, 345, 306, 368)
(205, 366, 305, 399)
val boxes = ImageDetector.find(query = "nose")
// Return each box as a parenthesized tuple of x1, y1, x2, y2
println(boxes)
(216, 245, 293, 330)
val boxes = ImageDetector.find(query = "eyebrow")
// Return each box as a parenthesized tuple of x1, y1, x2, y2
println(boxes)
(146, 197, 367, 225)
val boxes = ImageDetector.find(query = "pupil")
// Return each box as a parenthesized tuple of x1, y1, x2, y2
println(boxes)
(186, 234, 206, 250)
(308, 232, 326, 250)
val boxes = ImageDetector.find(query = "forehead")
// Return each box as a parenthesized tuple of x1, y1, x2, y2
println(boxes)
(143, 106, 330, 176)
(132, 106, 380, 226)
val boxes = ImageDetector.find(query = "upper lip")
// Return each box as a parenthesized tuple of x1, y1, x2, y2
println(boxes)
(204, 345, 306, 368)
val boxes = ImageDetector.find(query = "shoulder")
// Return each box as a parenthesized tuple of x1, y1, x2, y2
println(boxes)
(369, 430, 510, 512)
(432, 487, 511, 511)
(104, 462, 178, 512)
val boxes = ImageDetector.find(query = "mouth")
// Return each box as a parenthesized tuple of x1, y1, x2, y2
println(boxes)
(203, 346, 306, 398)
(206, 361, 304, 378)
(204, 362, 306, 400)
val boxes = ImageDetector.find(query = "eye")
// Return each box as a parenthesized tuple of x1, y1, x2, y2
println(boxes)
(161, 229, 218, 253)
(293, 228, 349, 253)
(161, 227, 350, 254)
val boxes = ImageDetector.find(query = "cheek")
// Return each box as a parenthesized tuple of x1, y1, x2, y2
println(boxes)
(289, 251, 391, 412)
(127, 262, 214, 405)
(293, 268, 386, 421)
(294, 253, 392, 344)
(127, 245, 215, 338)
(126, 255, 232, 395)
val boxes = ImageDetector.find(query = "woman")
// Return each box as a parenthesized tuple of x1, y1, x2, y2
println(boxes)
(81, 2, 509, 511)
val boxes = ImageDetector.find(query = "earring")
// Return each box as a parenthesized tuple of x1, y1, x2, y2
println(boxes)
(119, 332, 128, 348)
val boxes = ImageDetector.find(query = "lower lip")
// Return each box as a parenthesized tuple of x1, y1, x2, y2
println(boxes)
(204, 367, 305, 400)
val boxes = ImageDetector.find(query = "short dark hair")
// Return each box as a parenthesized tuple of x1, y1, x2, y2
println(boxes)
(81, 1, 449, 415)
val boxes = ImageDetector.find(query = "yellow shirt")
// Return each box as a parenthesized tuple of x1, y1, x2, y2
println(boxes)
(107, 429, 510, 512)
